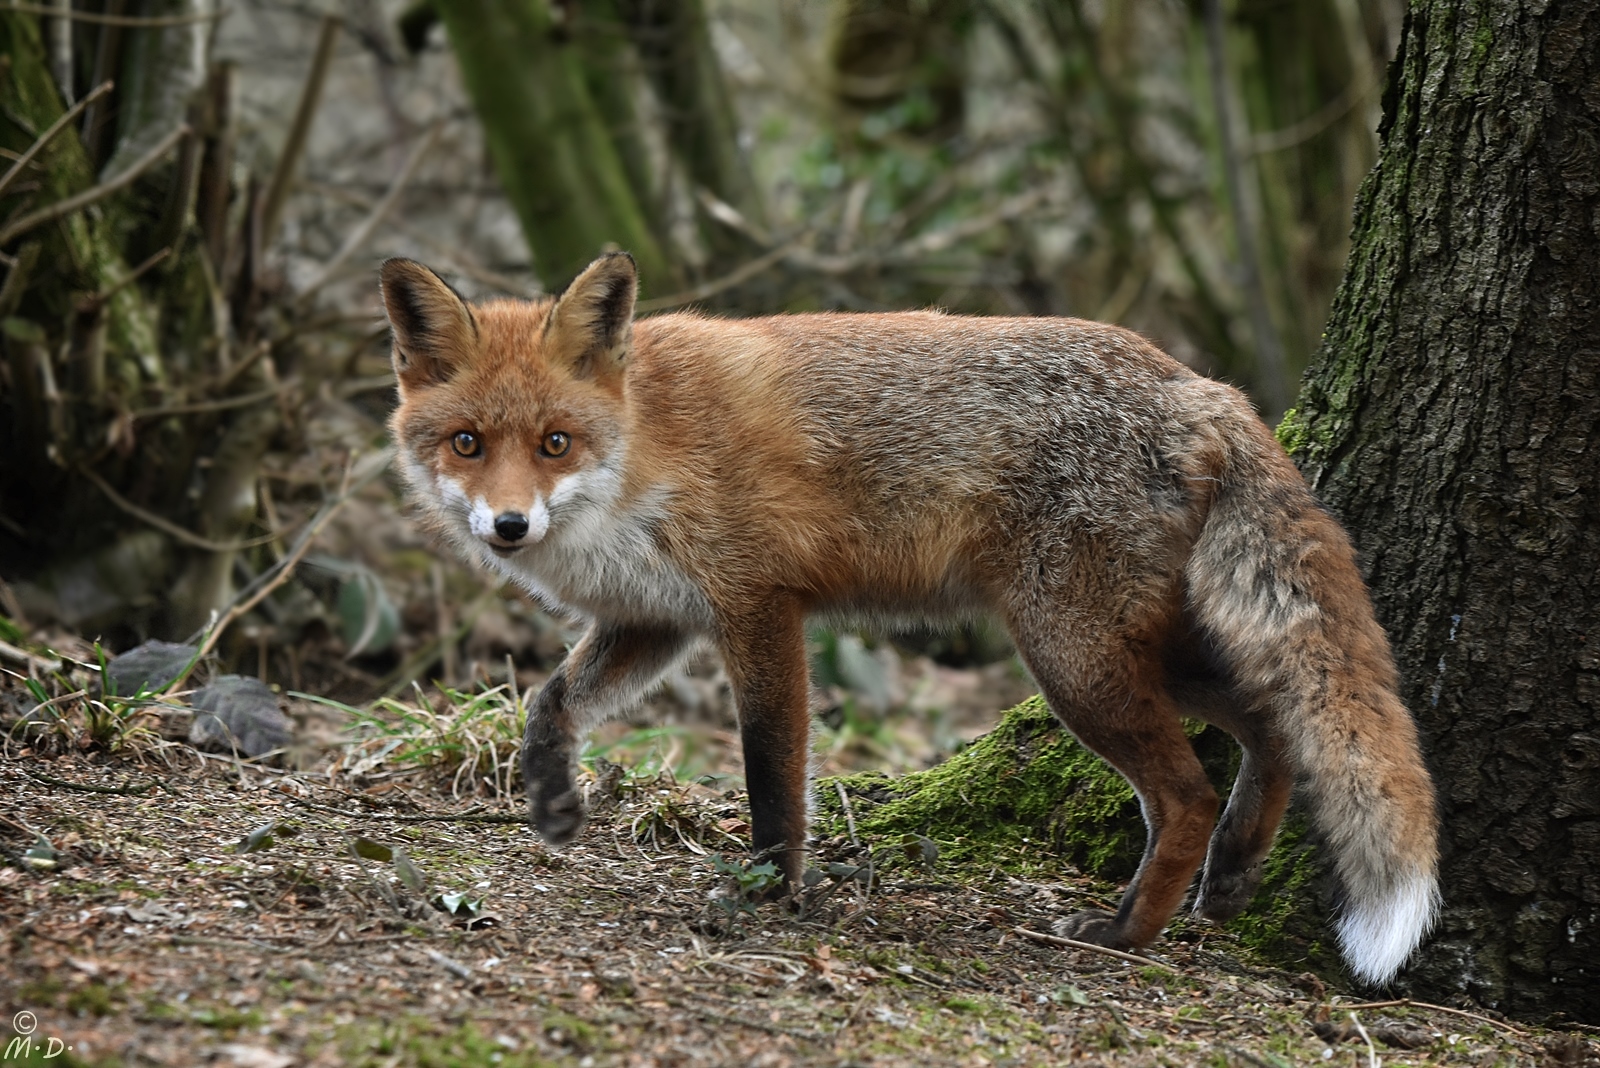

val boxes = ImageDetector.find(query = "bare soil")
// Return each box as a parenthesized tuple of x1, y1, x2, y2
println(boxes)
(2, 751, 1586, 1068)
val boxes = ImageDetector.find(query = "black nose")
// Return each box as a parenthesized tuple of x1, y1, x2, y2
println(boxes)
(494, 512, 529, 542)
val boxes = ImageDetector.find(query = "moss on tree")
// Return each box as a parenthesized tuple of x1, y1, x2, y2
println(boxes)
(817, 696, 1341, 974)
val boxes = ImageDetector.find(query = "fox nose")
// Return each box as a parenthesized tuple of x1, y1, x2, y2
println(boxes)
(494, 512, 530, 542)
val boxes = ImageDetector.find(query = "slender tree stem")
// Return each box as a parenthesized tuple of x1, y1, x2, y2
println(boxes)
(1202, 0, 1289, 415)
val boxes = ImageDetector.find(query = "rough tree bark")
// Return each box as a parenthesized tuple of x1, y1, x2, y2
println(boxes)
(1280, 0, 1599, 1021)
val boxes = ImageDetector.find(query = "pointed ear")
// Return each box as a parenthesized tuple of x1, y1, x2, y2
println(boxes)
(544, 252, 637, 381)
(380, 258, 477, 390)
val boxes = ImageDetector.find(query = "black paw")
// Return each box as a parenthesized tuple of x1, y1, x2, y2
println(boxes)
(533, 788, 588, 846)
(1193, 862, 1263, 923)
(1052, 909, 1126, 947)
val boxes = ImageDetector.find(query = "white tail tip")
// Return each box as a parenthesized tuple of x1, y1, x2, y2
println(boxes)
(1337, 871, 1441, 985)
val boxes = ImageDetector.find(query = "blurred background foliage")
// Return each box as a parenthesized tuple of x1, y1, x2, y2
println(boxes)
(0, 0, 1399, 773)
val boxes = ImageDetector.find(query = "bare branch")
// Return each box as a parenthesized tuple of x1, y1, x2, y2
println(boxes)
(0, 123, 189, 247)
(258, 15, 341, 247)
(297, 120, 442, 296)
(0, 80, 113, 201)
(168, 447, 395, 691)
(79, 464, 276, 553)
(0, 2, 227, 27)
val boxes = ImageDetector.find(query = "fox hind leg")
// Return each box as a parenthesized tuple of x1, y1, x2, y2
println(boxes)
(523, 621, 694, 845)
(1170, 677, 1294, 923)
(1011, 614, 1219, 951)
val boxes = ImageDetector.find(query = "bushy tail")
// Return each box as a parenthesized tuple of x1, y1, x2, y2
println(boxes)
(1185, 412, 1440, 985)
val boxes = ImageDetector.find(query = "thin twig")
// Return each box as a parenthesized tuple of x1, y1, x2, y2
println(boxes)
(0, 80, 112, 201)
(80, 246, 170, 311)
(258, 15, 341, 246)
(0, 124, 189, 246)
(1334, 997, 1527, 1035)
(79, 464, 276, 553)
(1250, 70, 1382, 155)
(0, 2, 227, 25)
(0, 640, 59, 673)
(168, 447, 393, 691)
(21, 767, 158, 795)
(297, 120, 442, 297)
(130, 381, 288, 420)
(835, 780, 860, 847)
(664, 997, 826, 1043)
(1009, 926, 1166, 968)
(290, 800, 526, 825)
(636, 240, 800, 313)
(299, 181, 538, 298)
(424, 948, 475, 981)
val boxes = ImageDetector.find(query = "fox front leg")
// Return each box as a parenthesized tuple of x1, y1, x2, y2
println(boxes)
(522, 622, 693, 845)
(717, 596, 812, 888)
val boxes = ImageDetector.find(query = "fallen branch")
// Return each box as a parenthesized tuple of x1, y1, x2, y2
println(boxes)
(289, 799, 528, 825)
(0, 123, 189, 246)
(21, 767, 158, 796)
(0, 80, 112, 201)
(1333, 997, 1527, 1036)
(1009, 925, 1167, 968)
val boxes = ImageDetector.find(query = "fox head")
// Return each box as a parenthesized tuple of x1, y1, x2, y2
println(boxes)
(381, 252, 639, 569)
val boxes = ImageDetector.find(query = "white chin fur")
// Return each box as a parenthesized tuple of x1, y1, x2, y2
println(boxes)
(1337, 871, 1440, 985)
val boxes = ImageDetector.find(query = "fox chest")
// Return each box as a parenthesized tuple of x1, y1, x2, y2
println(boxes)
(498, 517, 715, 630)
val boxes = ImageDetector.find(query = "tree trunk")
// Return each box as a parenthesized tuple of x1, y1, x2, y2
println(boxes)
(621, 0, 767, 269)
(1282, 0, 1600, 1021)
(436, 0, 678, 293)
(1, 10, 275, 642)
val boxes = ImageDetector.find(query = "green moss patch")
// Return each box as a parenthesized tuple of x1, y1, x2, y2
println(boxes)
(817, 696, 1145, 879)
(817, 696, 1341, 975)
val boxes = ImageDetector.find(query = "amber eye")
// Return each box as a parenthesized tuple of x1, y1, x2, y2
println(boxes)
(541, 431, 571, 458)
(452, 431, 481, 457)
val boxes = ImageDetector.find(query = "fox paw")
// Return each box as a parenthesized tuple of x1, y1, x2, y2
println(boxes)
(1052, 909, 1126, 947)
(533, 789, 588, 846)
(1193, 864, 1263, 923)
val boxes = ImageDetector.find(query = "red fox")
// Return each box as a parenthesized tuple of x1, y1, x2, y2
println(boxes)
(382, 251, 1439, 984)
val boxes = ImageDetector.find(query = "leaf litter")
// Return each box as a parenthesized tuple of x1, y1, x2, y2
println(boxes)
(3, 736, 1592, 1068)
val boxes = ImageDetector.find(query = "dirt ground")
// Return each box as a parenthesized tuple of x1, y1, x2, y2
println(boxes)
(3, 748, 1589, 1068)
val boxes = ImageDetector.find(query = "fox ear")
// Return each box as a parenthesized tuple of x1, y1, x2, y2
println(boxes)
(544, 251, 637, 382)
(380, 258, 477, 390)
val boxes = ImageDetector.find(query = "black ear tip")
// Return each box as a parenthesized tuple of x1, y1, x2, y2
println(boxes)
(379, 257, 425, 289)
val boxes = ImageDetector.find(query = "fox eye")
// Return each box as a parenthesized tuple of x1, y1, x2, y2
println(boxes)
(452, 431, 481, 458)
(541, 431, 571, 458)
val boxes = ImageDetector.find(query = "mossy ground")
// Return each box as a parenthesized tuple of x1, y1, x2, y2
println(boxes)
(817, 696, 1341, 976)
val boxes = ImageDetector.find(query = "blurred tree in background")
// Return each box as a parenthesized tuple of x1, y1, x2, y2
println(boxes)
(0, 0, 1398, 677)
